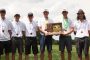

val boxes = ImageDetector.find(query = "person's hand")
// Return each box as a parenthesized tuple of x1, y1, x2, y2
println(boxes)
(44, 31, 49, 36)
(58, 31, 63, 35)
(61, 32, 68, 36)
(47, 32, 58, 35)
(47, 32, 53, 35)
(45, 32, 54, 36)
(52, 32, 59, 35)
(53, 31, 62, 35)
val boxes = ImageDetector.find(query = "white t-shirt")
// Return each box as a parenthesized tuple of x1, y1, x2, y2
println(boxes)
(74, 20, 90, 38)
(60, 18, 74, 35)
(12, 21, 26, 37)
(25, 20, 38, 37)
(0, 18, 13, 41)
(38, 18, 53, 35)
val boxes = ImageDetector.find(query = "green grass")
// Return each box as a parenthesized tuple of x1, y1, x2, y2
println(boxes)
(1, 45, 90, 60)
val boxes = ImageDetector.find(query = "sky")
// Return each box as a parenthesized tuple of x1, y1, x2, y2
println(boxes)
(0, 0, 90, 20)
(0, 0, 90, 40)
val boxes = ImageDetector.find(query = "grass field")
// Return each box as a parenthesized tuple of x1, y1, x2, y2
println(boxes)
(1, 45, 90, 60)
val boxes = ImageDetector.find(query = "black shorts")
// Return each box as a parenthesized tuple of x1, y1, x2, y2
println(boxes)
(0, 40, 11, 55)
(25, 37, 38, 55)
(75, 37, 89, 56)
(59, 35, 72, 52)
(40, 35, 52, 52)
(12, 37, 23, 54)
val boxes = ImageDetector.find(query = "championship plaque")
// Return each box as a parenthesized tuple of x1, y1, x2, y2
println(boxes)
(46, 23, 62, 32)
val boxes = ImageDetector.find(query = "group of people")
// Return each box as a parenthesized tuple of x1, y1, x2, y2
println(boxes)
(0, 8, 90, 60)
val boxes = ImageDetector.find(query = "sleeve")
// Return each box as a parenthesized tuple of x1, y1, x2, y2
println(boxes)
(70, 20, 74, 28)
(33, 21, 38, 31)
(8, 21, 14, 31)
(88, 22, 90, 30)
(35, 23, 38, 31)
(35, 20, 38, 26)
(21, 23, 26, 31)
(37, 20, 42, 27)
(73, 21, 77, 32)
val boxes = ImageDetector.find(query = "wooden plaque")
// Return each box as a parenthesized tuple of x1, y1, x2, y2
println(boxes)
(46, 23, 62, 32)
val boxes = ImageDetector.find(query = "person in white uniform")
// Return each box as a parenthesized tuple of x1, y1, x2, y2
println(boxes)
(0, 9, 13, 60)
(38, 10, 53, 60)
(74, 9, 90, 60)
(11, 14, 26, 60)
(55, 9, 74, 60)
(25, 13, 38, 60)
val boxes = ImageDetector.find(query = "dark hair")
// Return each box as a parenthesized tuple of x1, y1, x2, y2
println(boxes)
(14, 14, 20, 17)
(77, 9, 86, 20)
(0, 9, 6, 14)
(43, 10, 49, 14)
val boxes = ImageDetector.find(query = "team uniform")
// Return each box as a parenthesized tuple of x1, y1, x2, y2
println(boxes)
(59, 18, 73, 52)
(38, 18, 53, 52)
(0, 18, 13, 55)
(25, 20, 38, 54)
(74, 20, 90, 56)
(11, 20, 26, 54)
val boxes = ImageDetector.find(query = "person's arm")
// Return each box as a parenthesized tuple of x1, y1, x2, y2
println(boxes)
(88, 30, 90, 36)
(8, 30, 12, 39)
(52, 27, 74, 35)
(22, 31, 26, 40)
(22, 23, 26, 40)
(88, 22, 90, 36)
(8, 21, 13, 39)
(62, 27, 74, 35)
(38, 26, 48, 36)
(35, 21, 39, 32)
(22, 31, 26, 37)
(62, 20, 74, 35)
(37, 20, 48, 36)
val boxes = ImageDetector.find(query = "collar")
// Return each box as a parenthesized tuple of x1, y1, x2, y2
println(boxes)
(29, 20, 34, 24)
(78, 20, 86, 23)
(14, 20, 20, 24)
(0, 18, 6, 21)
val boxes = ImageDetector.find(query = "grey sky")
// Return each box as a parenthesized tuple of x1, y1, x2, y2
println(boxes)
(0, 0, 90, 20)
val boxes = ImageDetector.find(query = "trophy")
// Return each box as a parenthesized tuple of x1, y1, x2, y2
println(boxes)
(52, 23, 62, 32)
(46, 23, 62, 35)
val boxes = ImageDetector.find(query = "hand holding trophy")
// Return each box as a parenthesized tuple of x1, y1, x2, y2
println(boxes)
(46, 23, 62, 35)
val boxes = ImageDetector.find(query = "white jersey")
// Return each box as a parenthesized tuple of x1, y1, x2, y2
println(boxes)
(25, 20, 38, 37)
(38, 18, 53, 35)
(74, 20, 90, 38)
(0, 18, 13, 41)
(12, 20, 26, 37)
(59, 18, 74, 35)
